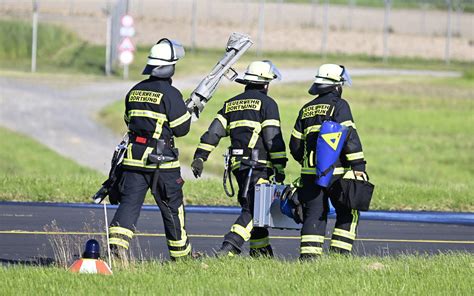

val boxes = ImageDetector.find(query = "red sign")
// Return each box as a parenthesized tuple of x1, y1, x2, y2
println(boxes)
(118, 37, 135, 52)
(121, 15, 134, 27)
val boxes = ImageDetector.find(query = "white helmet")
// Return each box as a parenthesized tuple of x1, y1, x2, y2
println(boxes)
(309, 64, 352, 95)
(236, 60, 282, 85)
(142, 38, 185, 75)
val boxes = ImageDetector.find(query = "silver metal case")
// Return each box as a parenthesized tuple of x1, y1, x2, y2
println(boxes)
(253, 184, 301, 230)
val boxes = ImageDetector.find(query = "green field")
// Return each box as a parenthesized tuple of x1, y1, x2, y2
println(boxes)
(2, 254, 472, 295)
(101, 74, 474, 211)
(0, 128, 104, 202)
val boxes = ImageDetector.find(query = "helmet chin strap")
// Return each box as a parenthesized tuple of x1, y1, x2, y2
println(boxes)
(150, 64, 175, 78)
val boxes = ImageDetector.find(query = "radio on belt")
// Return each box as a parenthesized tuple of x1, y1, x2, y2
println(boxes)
(253, 184, 301, 230)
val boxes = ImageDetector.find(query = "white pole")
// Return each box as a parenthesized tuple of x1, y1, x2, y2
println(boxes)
(242, 0, 249, 25)
(383, 0, 391, 63)
(445, 0, 452, 65)
(105, 3, 112, 76)
(321, 0, 329, 58)
(103, 200, 112, 270)
(123, 64, 129, 80)
(257, 0, 265, 57)
(191, 0, 197, 52)
(31, 0, 38, 73)
(311, 0, 318, 27)
(347, 0, 355, 30)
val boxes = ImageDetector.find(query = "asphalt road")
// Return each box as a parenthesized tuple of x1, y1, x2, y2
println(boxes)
(0, 203, 472, 265)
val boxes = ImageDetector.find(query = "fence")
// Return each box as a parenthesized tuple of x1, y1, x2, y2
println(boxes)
(0, 0, 472, 71)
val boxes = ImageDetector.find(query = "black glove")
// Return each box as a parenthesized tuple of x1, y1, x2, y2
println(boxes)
(273, 164, 285, 183)
(191, 158, 204, 178)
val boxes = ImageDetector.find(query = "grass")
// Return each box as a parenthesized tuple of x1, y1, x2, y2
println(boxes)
(1, 20, 472, 80)
(0, 127, 104, 202)
(1, 254, 473, 295)
(0, 20, 105, 75)
(100, 74, 474, 211)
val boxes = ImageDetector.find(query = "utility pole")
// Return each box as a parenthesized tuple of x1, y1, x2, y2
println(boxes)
(257, 0, 265, 57)
(104, 2, 112, 76)
(321, 0, 329, 59)
(445, 0, 453, 65)
(383, 0, 392, 63)
(191, 0, 197, 52)
(31, 0, 39, 73)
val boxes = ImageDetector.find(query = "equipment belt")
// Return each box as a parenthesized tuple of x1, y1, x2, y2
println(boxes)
(230, 148, 267, 161)
(129, 133, 174, 148)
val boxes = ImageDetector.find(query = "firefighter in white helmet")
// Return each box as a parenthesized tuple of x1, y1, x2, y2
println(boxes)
(289, 64, 367, 260)
(108, 39, 194, 260)
(191, 60, 287, 257)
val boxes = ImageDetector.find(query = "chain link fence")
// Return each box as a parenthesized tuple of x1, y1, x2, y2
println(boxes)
(1, 0, 472, 66)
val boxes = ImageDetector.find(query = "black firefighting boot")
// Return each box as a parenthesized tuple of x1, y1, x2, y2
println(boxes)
(249, 245, 274, 258)
(214, 242, 241, 258)
(299, 253, 321, 262)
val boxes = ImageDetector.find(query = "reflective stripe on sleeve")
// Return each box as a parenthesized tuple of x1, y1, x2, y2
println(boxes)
(261, 119, 280, 128)
(340, 120, 356, 129)
(197, 142, 216, 152)
(346, 152, 364, 161)
(169, 112, 191, 128)
(216, 114, 228, 129)
(291, 129, 304, 140)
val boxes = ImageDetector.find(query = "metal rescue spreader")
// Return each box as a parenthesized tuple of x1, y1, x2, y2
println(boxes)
(185, 32, 253, 120)
(253, 184, 301, 230)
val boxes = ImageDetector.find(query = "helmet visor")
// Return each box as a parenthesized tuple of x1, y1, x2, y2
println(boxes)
(154, 38, 185, 62)
(341, 66, 352, 86)
(263, 60, 282, 81)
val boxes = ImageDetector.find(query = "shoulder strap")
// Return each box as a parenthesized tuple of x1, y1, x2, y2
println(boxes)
(323, 97, 338, 122)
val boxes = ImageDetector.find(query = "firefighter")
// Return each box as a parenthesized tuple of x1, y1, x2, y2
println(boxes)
(191, 61, 287, 257)
(108, 39, 193, 260)
(289, 64, 366, 260)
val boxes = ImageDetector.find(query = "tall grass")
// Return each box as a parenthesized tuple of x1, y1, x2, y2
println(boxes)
(2, 254, 473, 295)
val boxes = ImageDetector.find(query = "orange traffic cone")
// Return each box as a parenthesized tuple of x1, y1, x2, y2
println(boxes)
(68, 239, 112, 275)
(68, 258, 112, 275)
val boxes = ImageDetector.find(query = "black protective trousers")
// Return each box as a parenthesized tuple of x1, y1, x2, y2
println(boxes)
(108, 169, 191, 259)
(222, 167, 272, 255)
(298, 174, 360, 257)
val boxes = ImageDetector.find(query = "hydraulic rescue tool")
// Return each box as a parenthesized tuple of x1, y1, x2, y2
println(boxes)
(92, 134, 128, 204)
(185, 32, 253, 120)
